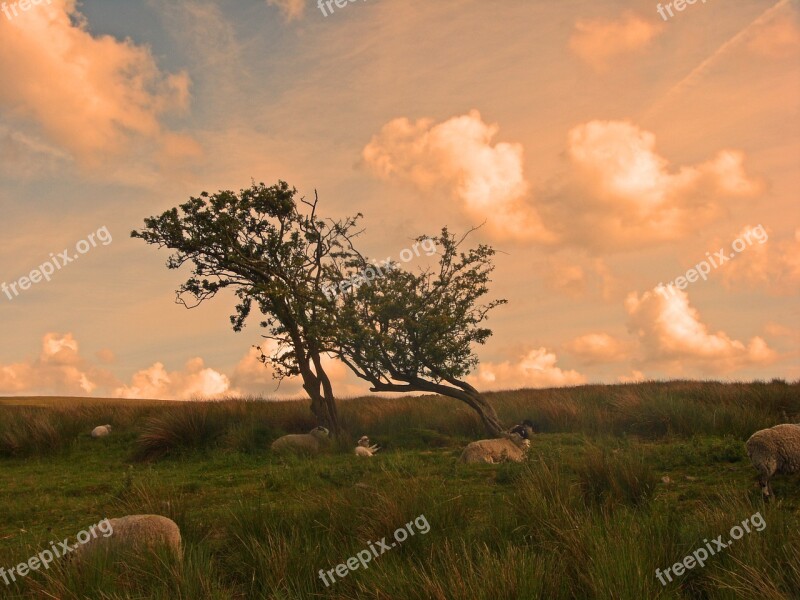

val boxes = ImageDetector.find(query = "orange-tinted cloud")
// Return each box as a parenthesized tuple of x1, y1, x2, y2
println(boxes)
(467, 348, 586, 390)
(748, 10, 800, 58)
(543, 256, 619, 300)
(625, 288, 777, 373)
(541, 120, 762, 251)
(722, 227, 800, 295)
(266, 0, 306, 21)
(0, 333, 114, 395)
(363, 110, 555, 242)
(565, 333, 630, 364)
(618, 370, 645, 383)
(113, 358, 231, 400)
(0, 0, 191, 165)
(570, 12, 661, 72)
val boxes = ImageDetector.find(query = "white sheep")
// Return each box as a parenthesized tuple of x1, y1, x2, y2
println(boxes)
(91, 425, 112, 438)
(75, 515, 181, 562)
(354, 435, 380, 457)
(746, 423, 800, 498)
(271, 426, 330, 455)
(459, 432, 531, 464)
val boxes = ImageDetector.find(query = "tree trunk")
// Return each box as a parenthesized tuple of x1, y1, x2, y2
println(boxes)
(365, 375, 504, 437)
(463, 390, 504, 437)
(301, 368, 340, 435)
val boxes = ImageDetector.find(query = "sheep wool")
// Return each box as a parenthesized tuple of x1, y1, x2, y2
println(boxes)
(746, 423, 800, 498)
(91, 425, 112, 438)
(271, 426, 330, 455)
(354, 436, 380, 457)
(459, 433, 531, 464)
(77, 515, 181, 561)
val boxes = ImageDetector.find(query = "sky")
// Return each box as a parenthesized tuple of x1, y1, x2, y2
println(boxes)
(0, 0, 797, 400)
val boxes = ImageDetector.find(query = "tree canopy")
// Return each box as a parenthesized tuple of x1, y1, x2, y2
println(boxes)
(133, 181, 508, 436)
(131, 181, 361, 432)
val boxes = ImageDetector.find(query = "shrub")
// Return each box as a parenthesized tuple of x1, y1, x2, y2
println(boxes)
(132, 404, 229, 461)
(576, 446, 658, 510)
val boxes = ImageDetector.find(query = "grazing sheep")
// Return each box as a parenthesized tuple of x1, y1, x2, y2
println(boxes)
(271, 426, 330, 455)
(354, 435, 380, 457)
(91, 425, 112, 438)
(509, 419, 536, 440)
(746, 423, 800, 499)
(459, 433, 531, 464)
(75, 515, 181, 561)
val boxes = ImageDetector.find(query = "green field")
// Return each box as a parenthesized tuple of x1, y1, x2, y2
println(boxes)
(0, 381, 798, 599)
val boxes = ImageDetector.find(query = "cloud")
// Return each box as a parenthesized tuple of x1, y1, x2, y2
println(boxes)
(467, 348, 586, 390)
(113, 358, 231, 400)
(363, 110, 555, 242)
(365, 115, 760, 252)
(747, 7, 800, 59)
(0, 333, 115, 395)
(542, 256, 619, 300)
(541, 120, 762, 251)
(721, 227, 800, 295)
(570, 12, 661, 72)
(0, 0, 192, 166)
(0, 333, 373, 400)
(266, 0, 306, 21)
(231, 345, 372, 399)
(625, 287, 777, 373)
(565, 333, 630, 364)
(618, 370, 645, 384)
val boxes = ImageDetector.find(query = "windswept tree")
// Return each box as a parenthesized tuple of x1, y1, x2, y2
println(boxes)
(330, 228, 508, 436)
(131, 181, 362, 434)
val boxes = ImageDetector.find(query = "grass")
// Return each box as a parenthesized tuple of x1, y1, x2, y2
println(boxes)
(0, 380, 798, 599)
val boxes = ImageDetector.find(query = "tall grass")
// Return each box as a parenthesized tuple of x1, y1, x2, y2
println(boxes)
(1, 381, 796, 461)
(0, 382, 797, 598)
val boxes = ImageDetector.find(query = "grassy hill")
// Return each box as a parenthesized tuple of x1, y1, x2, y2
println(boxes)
(0, 381, 798, 599)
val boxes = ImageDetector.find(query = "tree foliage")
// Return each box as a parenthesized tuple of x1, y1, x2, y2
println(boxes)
(131, 181, 362, 432)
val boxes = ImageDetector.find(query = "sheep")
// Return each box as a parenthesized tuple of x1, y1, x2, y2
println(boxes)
(91, 424, 112, 438)
(745, 423, 800, 499)
(74, 515, 181, 562)
(354, 435, 380, 457)
(459, 432, 531, 464)
(509, 419, 536, 440)
(271, 426, 330, 455)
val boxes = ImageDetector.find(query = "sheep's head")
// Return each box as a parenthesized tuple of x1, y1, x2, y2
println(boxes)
(310, 426, 330, 440)
(357, 436, 371, 447)
(504, 432, 530, 449)
(105, 425, 112, 431)
(509, 420, 535, 439)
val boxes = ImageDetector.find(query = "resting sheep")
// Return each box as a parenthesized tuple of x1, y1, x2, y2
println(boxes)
(91, 425, 112, 438)
(271, 426, 330, 455)
(459, 432, 531, 464)
(509, 419, 536, 440)
(354, 435, 380, 457)
(746, 423, 800, 499)
(75, 515, 181, 562)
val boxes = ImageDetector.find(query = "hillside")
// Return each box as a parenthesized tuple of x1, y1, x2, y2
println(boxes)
(0, 381, 798, 599)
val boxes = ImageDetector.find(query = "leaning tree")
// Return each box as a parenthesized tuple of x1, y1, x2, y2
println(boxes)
(330, 227, 508, 436)
(131, 181, 362, 434)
